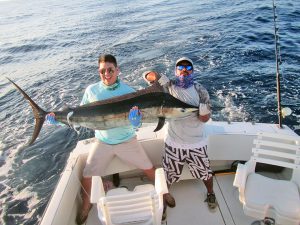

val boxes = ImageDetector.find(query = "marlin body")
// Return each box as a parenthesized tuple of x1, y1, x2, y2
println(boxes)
(8, 79, 198, 145)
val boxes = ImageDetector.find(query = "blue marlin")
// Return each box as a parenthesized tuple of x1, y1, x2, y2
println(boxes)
(8, 78, 198, 145)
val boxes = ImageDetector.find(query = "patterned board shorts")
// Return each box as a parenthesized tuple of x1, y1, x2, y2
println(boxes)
(162, 143, 213, 185)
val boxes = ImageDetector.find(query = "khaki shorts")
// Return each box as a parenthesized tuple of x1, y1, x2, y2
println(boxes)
(83, 137, 153, 177)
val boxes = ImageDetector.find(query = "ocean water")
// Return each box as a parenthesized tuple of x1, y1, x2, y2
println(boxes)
(0, 0, 299, 224)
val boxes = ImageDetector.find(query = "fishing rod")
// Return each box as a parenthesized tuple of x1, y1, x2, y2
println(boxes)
(272, 0, 283, 128)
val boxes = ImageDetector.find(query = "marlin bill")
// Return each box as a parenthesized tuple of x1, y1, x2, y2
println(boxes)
(7, 79, 198, 145)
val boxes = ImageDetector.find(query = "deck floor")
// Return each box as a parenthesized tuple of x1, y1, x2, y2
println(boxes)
(85, 174, 262, 225)
(166, 178, 226, 225)
(165, 174, 259, 225)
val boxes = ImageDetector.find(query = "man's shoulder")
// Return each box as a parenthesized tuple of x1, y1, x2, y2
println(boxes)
(85, 82, 101, 92)
(87, 81, 101, 88)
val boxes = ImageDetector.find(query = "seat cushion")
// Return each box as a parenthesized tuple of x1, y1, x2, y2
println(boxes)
(133, 184, 155, 193)
(106, 187, 130, 197)
(106, 185, 155, 197)
(245, 173, 300, 220)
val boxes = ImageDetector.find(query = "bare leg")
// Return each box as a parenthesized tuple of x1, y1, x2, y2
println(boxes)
(203, 176, 218, 209)
(81, 177, 92, 210)
(143, 167, 156, 181)
(76, 177, 92, 224)
(203, 176, 214, 193)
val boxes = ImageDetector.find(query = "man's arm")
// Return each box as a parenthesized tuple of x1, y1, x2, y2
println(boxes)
(143, 71, 171, 96)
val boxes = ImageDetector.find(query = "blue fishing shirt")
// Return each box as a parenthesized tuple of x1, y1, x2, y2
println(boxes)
(80, 80, 136, 144)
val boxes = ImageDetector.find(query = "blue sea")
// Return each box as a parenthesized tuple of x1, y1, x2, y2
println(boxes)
(0, 0, 299, 224)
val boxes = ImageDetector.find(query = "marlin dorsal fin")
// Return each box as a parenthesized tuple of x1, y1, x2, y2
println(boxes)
(153, 117, 165, 132)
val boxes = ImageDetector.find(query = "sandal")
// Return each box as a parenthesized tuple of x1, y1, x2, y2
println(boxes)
(163, 193, 176, 208)
(205, 193, 218, 210)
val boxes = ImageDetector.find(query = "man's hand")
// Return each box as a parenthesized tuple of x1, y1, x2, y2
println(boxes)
(199, 103, 211, 122)
(128, 106, 142, 127)
(199, 103, 210, 116)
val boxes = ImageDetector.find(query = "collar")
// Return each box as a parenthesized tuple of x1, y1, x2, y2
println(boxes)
(102, 78, 120, 90)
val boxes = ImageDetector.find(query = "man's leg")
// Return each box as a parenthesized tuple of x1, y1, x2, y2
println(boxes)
(81, 177, 92, 210)
(185, 145, 217, 210)
(203, 176, 217, 210)
(203, 176, 213, 194)
(76, 140, 114, 224)
(143, 167, 156, 181)
(76, 177, 92, 225)
(162, 143, 189, 210)
(115, 137, 155, 182)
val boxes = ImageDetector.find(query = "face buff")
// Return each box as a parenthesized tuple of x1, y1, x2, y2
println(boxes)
(174, 72, 194, 89)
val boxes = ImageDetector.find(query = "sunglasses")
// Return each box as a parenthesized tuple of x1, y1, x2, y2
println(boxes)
(99, 67, 115, 75)
(177, 65, 193, 71)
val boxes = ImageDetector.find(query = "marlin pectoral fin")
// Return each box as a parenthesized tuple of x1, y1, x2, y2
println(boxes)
(153, 117, 165, 132)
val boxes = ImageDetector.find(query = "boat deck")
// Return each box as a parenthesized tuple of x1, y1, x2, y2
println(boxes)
(85, 173, 273, 225)
(39, 122, 299, 225)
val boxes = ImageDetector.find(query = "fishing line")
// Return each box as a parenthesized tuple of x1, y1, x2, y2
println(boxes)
(67, 111, 81, 135)
(160, 99, 165, 115)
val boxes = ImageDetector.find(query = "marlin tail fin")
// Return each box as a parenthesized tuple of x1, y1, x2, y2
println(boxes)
(7, 78, 48, 145)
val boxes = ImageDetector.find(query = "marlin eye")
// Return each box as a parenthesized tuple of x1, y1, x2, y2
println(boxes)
(181, 108, 186, 112)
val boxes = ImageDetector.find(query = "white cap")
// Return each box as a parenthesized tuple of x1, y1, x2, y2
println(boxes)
(142, 70, 159, 85)
(142, 70, 151, 84)
(142, 70, 153, 80)
(176, 57, 193, 66)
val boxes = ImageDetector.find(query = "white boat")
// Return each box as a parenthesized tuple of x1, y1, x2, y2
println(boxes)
(39, 121, 300, 225)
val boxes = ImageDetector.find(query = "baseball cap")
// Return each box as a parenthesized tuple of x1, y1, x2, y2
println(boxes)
(142, 70, 159, 85)
(176, 57, 193, 66)
(142, 70, 153, 79)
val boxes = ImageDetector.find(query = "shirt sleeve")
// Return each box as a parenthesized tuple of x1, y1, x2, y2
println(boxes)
(195, 83, 210, 104)
(194, 83, 211, 115)
(80, 89, 90, 106)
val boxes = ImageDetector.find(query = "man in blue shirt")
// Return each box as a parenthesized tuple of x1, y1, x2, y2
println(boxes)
(47, 54, 155, 224)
